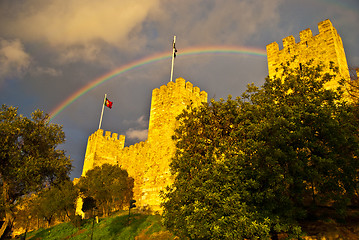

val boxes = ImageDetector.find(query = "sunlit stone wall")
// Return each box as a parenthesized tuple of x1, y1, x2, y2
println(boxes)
(266, 19, 350, 89)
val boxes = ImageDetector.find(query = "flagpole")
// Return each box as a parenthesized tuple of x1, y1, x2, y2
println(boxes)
(170, 35, 176, 82)
(98, 94, 106, 129)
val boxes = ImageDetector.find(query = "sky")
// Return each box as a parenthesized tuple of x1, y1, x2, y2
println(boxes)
(1, 0, 358, 179)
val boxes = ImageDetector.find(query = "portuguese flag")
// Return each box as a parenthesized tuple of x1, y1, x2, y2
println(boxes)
(105, 98, 113, 109)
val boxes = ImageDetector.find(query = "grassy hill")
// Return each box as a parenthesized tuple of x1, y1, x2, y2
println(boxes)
(21, 212, 176, 240)
(17, 208, 359, 239)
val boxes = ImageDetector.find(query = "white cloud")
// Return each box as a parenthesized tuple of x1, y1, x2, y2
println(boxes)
(135, 115, 148, 128)
(0, 0, 161, 64)
(0, 38, 62, 82)
(1, 0, 160, 47)
(124, 115, 149, 141)
(0, 38, 31, 81)
(126, 128, 148, 141)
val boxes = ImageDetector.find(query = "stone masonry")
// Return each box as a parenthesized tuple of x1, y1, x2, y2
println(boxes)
(266, 19, 350, 89)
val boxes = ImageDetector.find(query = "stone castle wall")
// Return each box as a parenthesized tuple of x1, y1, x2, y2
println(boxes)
(82, 130, 125, 174)
(266, 19, 350, 89)
(80, 78, 207, 211)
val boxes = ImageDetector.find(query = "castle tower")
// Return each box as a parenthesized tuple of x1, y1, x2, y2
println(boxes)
(140, 78, 208, 210)
(266, 19, 350, 89)
(81, 129, 125, 176)
(148, 77, 207, 143)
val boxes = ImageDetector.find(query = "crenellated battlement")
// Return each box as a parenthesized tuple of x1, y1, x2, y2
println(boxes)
(299, 28, 313, 42)
(151, 78, 207, 104)
(267, 20, 337, 54)
(148, 78, 208, 144)
(81, 129, 126, 176)
(282, 35, 295, 50)
(318, 19, 335, 35)
(266, 19, 350, 90)
(88, 129, 126, 143)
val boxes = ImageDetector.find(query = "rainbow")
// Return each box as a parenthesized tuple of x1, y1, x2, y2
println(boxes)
(49, 45, 266, 121)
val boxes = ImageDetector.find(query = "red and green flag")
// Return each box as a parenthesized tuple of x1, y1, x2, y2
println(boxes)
(105, 98, 113, 109)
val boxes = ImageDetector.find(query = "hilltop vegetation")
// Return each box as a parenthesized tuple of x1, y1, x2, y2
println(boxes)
(17, 210, 359, 239)
(0, 106, 135, 239)
(10, 164, 135, 238)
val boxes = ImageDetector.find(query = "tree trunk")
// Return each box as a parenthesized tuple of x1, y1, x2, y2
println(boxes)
(0, 211, 14, 239)
(0, 181, 13, 239)
(103, 206, 106, 217)
(311, 180, 317, 206)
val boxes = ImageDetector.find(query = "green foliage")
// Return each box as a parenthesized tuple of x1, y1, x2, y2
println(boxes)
(162, 61, 359, 239)
(30, 180, 78, 225)
(0, 105, 72, 195)
(0, 105, 72, 238)
(345, 74, 359, 102)
(77, 163, 134, 216)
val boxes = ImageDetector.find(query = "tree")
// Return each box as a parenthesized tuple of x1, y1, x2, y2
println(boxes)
(29, 179, 78, 226)
(240, 62, 359, 215)
(77, 163, 134, 217)
(162, 98, 273, 239)
(346, 74, 359, 103)
(0, 105, 72, 238)
(162, 61, 359, 239)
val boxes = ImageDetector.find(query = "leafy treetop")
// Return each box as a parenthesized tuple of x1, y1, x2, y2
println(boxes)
(162, 61, 359, 239)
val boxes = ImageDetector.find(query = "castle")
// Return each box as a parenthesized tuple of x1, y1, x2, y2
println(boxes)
(78, 19, 357, 211)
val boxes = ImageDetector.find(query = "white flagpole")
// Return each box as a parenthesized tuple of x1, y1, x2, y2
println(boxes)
(98, 94, 107, 129)
(170, 35, 176, 82)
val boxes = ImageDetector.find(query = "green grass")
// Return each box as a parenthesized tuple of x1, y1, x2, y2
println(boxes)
(24, 222, 78, 240)
(23, 212, 175, 240)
